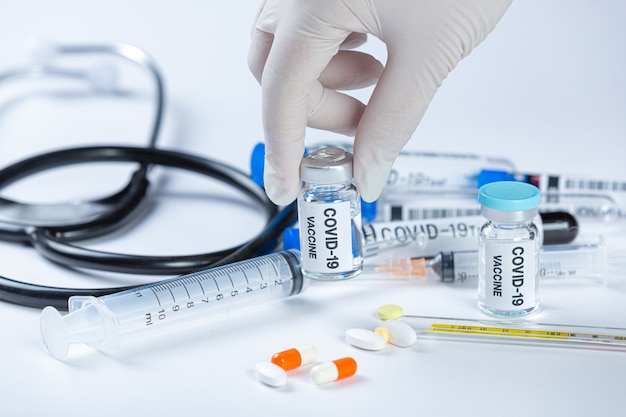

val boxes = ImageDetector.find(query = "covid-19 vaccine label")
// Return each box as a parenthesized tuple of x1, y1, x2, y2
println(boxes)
(484, 241, 537, 312)
(299, 201, 353, 274)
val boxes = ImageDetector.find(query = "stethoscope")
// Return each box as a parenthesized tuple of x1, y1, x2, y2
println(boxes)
(0, 42, 164, 233)
(0, 42, 296, 310)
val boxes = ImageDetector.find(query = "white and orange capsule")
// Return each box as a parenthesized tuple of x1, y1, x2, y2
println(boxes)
(310, 357, 357, 385)
(271, 345, 317, 371)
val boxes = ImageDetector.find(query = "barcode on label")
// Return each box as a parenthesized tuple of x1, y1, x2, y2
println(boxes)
(564, 179, 626, 192)
(390, 207, 482, 221)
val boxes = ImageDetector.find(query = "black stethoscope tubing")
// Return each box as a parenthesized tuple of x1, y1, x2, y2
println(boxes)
(0, 43, 297, 311)
(0, 145, 297, 310)
(0, 43, 164, 236)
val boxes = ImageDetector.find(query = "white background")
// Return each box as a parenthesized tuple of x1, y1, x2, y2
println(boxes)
(1, 1, 625, 416)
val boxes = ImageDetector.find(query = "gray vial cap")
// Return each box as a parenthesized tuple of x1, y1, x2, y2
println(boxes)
(300, 147, 353, 184)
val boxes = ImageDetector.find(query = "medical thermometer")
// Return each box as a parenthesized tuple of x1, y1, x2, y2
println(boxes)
(377, 305, 626, 351)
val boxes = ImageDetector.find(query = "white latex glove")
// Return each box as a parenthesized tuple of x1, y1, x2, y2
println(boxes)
(248, 0, 512, 205)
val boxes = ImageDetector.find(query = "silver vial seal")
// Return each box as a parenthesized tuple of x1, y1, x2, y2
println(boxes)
(300, 147, 353, 184)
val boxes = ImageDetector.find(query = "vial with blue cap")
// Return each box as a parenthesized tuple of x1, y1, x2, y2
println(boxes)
(477, 181, 541, 317)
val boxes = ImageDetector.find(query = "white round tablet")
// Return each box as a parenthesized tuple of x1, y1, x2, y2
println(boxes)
(345, 328, 387, 351)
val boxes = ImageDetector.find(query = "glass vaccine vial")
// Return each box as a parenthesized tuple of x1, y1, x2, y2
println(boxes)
(297, 147, 363, 280)
(477, 181, 541, 317)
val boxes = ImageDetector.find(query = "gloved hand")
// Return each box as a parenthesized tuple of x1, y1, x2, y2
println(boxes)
(248, 0, 512, 205)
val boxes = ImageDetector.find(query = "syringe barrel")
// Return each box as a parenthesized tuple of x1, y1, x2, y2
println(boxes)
(538, 238, 607, 282)
(447, 239, 607, 284)
(41, 250, 305, 360)
(448, 251, 479, 283)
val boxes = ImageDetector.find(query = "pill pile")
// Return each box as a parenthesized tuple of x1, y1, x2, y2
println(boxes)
(345, 319, 416, 350)
(254, 304, 415, 388)
(255, 344, 357, 388)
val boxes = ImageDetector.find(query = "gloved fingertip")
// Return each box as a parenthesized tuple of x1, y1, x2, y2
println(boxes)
(354, 160, 393, 203)
(264, 168, 300, 206)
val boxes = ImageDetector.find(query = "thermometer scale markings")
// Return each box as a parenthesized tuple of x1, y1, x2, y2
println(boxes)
(428, 323, 626, 344)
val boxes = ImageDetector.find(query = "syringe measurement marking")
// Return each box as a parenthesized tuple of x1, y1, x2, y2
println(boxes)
(428, 324, 626, 344)
(166, 286, 176, 303)
(143, 257, 284, 327)
(148, 287, 162, 306)
(146, 270, 223, 310)
(181, 279, 191, 298)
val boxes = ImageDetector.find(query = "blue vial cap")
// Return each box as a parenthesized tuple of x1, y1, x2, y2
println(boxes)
(282, 227, 300, 250)
(250, 142, 265, 186)
(477, 169, 514, 187)
(361, 199, 377, 223)
(478, 181, 541, 212)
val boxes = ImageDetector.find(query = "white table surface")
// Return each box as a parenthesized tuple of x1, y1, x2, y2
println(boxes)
(1, 1, 625, 416)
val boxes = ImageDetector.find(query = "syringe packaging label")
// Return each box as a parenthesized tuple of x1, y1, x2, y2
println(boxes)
(386, 157, 476, 190)
(534, 173, 626, 194)
(523, 173, 626, 217)
(380, 201, 482, 222)
(299, 201, 353, 273)
(385, 152, 515, 192)
(362, 216, 483, 256)
(484, 241, 537, 312)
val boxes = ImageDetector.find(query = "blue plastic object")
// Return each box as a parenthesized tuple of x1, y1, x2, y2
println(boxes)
(360, 200, 377, 223)
(477, 169, 515, 187)
(478, 181, 541, 212)
(282, 227, 301, 250)
(250, 142, 266, 186)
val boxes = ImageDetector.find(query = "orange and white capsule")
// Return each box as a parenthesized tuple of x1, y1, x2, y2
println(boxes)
(310, 357, 357, 385)
(271, 345, 317, 371)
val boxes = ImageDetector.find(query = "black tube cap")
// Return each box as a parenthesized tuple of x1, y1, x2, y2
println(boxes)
(539, 211, 578, 245)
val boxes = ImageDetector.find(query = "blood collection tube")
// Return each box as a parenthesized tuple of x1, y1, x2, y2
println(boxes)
(250, 141, 516, 193)
(478, 168, 626, 221)
(361, 212, 578, 253)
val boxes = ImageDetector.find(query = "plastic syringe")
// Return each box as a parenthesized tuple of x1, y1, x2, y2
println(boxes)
(377, 305, 626, 351)
(40, 250, 306, 360)
(363, 236, 626, 285)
